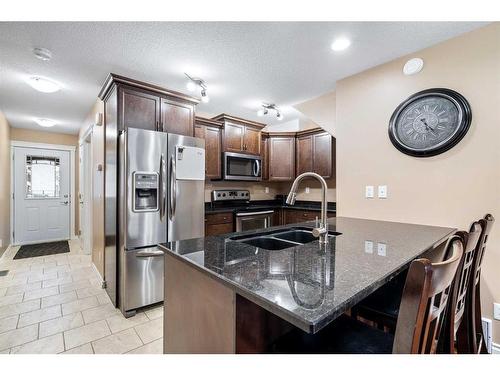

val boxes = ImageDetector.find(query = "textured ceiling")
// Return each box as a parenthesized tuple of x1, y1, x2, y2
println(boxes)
(0, 22, 487, 134)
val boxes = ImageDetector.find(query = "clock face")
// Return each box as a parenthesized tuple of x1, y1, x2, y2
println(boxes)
(389, 89, 471, 157)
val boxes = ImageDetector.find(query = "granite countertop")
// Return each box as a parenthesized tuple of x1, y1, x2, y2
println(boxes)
(205, 199, 337, 214)
(159, 217, 455, 334)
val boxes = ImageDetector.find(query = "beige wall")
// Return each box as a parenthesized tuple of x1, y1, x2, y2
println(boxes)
(294, 91, 337, 136)
(0, 111, 11, 257)
(333, 24, 500, 342)
(79, 99, 105, 278)
(10, 128, 80, 235)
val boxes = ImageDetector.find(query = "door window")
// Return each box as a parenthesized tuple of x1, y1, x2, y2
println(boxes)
(25, 155, 61, 199)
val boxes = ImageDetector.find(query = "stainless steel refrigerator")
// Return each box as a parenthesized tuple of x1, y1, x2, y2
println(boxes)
(109, 128, 205, 317)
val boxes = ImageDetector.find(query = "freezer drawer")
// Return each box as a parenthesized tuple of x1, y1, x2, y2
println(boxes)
(123, 247, 164, 314)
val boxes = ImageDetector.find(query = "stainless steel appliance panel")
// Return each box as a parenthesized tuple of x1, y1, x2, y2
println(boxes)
(104, 88, 118, 305)
(167, 134, 205, 242)
(124, 128, 168, 249)
(124, 247, 164, 311)
(223, 152, 261, 181)
(236, 210, 274, 232)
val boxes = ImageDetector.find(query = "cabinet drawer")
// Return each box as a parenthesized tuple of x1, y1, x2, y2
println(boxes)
(283, 209, 335, 224)
(205, 223, 234, 236)
(205, 212, 233, 225)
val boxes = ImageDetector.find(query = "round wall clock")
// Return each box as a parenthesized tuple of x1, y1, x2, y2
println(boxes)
(388, 88, 472, 157)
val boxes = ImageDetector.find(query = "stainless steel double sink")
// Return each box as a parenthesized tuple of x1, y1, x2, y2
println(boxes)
(228, 226, 341, 251)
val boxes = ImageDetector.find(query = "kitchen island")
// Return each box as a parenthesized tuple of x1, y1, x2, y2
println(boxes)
(159, 217, 455, 353)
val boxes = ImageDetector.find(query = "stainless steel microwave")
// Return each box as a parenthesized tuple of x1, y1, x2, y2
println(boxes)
(223, 152, 262, 181)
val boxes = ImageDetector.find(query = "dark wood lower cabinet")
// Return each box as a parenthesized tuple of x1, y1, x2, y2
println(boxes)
(205, 212, 234, 236)
(283, 209, 335, 225)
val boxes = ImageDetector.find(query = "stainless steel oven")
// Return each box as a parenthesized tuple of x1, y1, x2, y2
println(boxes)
(236, 210, 274, 232)
(223, 152, 261, 181)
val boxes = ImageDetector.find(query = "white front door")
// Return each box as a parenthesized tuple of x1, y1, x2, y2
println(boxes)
(13, 146, 71, 244)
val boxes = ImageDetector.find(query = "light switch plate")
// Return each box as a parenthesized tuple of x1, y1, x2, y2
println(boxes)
(377, 242, 387, 256)
(365, 185, 374, 198)
(265, 187, 269, 194)
(378, 185, 388, 199)
(364, 240, 374, 254)
(305, 187, 310, 194)
(494, 303, 500, 320)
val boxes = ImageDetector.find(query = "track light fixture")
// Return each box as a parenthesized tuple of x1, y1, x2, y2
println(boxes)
(185, 73, 209, 103)
(257, 103, 283, 120)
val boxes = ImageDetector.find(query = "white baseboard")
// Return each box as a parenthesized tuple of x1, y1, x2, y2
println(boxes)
(492, 343, 500, 354)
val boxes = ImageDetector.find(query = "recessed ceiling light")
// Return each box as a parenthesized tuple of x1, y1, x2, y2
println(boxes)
(331, 37, 351, 52)
(34, 118, 57, 128)
(27, 76, 61, 93)
(403, 58, 424, 76)
(33, 47, 52, 61)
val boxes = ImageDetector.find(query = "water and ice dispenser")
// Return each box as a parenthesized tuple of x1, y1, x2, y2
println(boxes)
(132, 172, 159, 212)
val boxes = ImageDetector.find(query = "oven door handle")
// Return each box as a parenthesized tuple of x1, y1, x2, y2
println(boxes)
(236, 210, 274, 217)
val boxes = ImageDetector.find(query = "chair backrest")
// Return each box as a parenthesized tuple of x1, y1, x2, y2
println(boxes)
(452, 224, 482, 332)
(393, 236, 463, 354)
(473, 214, 494, 288)
(438, 223, 482, 353)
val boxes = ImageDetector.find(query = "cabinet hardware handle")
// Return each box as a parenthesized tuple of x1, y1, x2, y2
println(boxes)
(156, 121, 159, 131)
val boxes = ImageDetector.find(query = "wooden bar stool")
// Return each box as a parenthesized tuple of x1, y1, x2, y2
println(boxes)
(271, 235, 463, 354)
(457, 214, 495, 354)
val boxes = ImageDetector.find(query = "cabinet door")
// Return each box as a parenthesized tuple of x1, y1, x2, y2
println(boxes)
(313, 132, 333, 178)
(243, 127, 261, 155)
(223, 122, 245, 152)
(120, 86, 160, 131)
(261, 137, 269, 181)
(194, 124, 204, 139)
(269, 137, 295, 181)
(296, 135, 313, 175)
(204, 126, 222, 180)
(160, 98, 194, 136)
(195, 125, 222, 180)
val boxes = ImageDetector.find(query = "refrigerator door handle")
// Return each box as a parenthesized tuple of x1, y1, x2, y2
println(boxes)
(159, 153, 166, 221)
(169, 154, 177, 220)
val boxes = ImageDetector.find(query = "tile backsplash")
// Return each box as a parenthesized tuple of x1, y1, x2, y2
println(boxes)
(204, 178, 336, 203)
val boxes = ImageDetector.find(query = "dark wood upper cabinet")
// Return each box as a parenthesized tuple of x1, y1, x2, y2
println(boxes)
(261, 134, 269, 181)
(296, 134, 313, 175)
(212, 114, 265, 156)
(99, 73, 199, 135)
(223, 121, 245, 153)
(119, 86, 161, 131)
(268, 135, 295, 181)
(295, 128, 335, 178)
(244, 127, 261, 155)
(194, 117, 223, 180)
(160, 98, 195, 136)
(313, 132, 334, 178)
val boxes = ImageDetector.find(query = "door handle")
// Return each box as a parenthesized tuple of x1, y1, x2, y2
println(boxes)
(61, 201, 69, 205)
(159, 153, 166, 221)
(136, 249, 164, 257)
(169, 154, 177, 220)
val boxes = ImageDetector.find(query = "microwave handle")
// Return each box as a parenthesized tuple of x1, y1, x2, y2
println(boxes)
(253, 159, 260, 177)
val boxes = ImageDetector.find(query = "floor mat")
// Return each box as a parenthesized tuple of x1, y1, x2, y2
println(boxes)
(14, 241, 70, 259)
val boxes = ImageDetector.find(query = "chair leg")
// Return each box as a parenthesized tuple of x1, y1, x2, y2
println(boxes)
(475, 285, 489, 354)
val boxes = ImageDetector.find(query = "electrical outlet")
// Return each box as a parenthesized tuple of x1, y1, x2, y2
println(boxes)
(494, 303, 500, 320)
(305, 187, 310, 194)
(377, 242, 387, 256)
(265, 187, 269, 194)
(365, 185, 374, 198)
(364, 240, 374, 254)
(378, 185, 388, 199)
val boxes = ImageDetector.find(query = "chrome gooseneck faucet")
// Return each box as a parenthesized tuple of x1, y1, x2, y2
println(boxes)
(286, 172, 329, 244)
